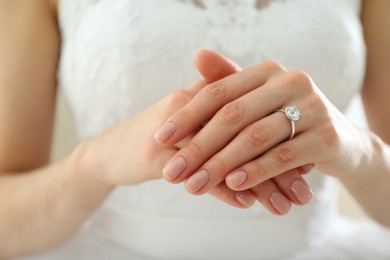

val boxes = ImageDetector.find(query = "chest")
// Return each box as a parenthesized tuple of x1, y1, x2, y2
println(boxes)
(58, 0, 365, 139)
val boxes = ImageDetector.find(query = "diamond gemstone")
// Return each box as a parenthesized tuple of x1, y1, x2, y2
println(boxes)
(285, 106, 300, 121)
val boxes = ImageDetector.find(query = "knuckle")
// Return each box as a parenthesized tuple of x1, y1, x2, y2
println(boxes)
(167, 89, 192, 107)
(306, 93, 324, 111)
(260, 60, 285, 72)
(245, 124, 269, 147)
(209, 154, 227, 174)
(251, 61, 285, 81)
(282, 70, 313, 92)
(186, 139, 203, 157)
(321, 123, 340, 148)
(290, 70, 312, 84)
(252, 160, 268, 181)
(272, 146, 294, 164)
(202, 81, 227, 100)
(216, 102, 245, 125)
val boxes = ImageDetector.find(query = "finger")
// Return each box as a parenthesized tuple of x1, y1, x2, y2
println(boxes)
(162, 71, 315, 185)
(194, 168, 313, 214)
(225, 132, 319, 191)
(183, 111, 299, 193)
(207, 182, 256, 209)
(183, 79, 208, 96)
(195, 49, 242, 83)
(297, 164, 315, 175)
(272, 168, 314, 205)
(183, 108, 313, 194)
(161, 73, 293, 183)
(155, 61, 285, 145)
(156, 50, 242, 143)
(185, 48, 242, 94)
(250, 179, 292, 215)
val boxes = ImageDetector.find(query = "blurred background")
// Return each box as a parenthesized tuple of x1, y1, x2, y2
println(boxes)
(51, 90, 368, 220)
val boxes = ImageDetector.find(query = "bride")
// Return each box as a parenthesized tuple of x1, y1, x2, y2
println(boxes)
(1, 0, 390, 259)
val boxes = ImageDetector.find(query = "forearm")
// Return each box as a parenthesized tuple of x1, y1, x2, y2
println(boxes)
(0, 143, 113, 258)
(338, 131, 390, 227)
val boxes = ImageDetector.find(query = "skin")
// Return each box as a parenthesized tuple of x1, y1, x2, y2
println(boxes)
(158, 0, 390, 227)
(0, 7, 304, 256)
(0, 0, 388, 258)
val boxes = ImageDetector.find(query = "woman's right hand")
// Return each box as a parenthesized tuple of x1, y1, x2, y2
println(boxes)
(75, 50, 240, 187)
(77, 85, 197, 186)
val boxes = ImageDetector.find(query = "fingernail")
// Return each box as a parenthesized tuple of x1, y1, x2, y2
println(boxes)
(300, 164, 315, 174)
(154, 121, 177, 143)
(226, 170, 247, 188)
(235, 191, 256, 207)
(270, 191, 291, 214)
(163, 156, 187, 181)
(290, 178, 313, 204)
(185, 169, 209, 193)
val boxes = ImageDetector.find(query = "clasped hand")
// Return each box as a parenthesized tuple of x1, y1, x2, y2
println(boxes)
(154, 50, 365, 215)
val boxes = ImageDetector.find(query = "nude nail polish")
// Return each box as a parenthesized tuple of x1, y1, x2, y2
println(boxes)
(226, 170, 247, 188)
(154, 121, 177, 143)
(270, 191, 291, 214)
(185, 169, 210, 193)
(162, 156, 187, 181)
(291, 178, 313, 204)
(235, 191, 256, 207)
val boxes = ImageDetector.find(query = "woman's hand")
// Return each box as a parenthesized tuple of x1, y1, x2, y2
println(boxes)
(76, 51, 257, 196)
(78, 50, 271, 208)
(78, 83, 200, 186)
(155, 58, 368, 214)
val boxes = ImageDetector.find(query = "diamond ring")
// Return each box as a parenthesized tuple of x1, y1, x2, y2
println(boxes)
(275, 105, 301, 140)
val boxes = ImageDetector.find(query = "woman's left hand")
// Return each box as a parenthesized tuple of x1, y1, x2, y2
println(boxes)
(155, 58, 368, 202)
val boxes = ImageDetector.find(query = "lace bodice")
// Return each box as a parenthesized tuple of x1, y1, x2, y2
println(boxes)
(54, 0, 366, 259)
(59, 0, 364, 140)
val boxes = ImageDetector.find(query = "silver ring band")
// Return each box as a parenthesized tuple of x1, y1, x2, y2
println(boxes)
(275, 105, 300, 140)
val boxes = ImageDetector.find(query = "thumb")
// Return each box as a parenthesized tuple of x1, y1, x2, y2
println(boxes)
(194, 49, 242, 83)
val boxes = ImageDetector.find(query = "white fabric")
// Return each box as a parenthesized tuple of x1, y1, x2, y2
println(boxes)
(25, 0, 390, 259)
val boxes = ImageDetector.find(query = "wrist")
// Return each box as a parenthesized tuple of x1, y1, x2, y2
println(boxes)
(71, 131, 157, 188)
(70, 139, 116, 191)
(336, 131, 390, 226)
(338, 130, 385, 183)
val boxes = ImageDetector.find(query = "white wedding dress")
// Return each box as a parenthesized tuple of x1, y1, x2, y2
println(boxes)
(25, 0, 390, 259)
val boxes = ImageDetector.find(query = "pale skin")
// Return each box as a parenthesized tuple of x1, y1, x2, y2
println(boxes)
(0, 0, 389, 258)
(0, 2, 309, 257)
(158, 0, 390, 225)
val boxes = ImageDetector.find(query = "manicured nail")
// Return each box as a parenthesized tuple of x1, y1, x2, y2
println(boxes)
(154, 121, 177, 143)
(299, 163, 315, 174)
(235, 191, 256, 207)
(270, 191, 291, 214)
(162, 156, 187, 181)
(185, 170, 209, 193)
(290, 178, 313, 204)
(226, 170, 247, 188)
